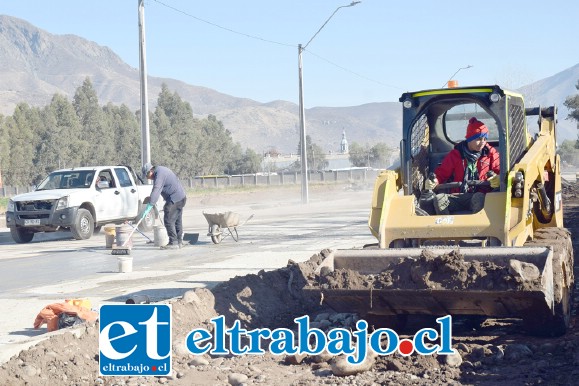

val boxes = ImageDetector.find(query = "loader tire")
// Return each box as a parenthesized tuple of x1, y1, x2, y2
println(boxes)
(523, 228, 574, 336)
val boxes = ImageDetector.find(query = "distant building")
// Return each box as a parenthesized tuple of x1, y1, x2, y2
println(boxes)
(260, 130, 355, 172)
(340, 130, 349, 154)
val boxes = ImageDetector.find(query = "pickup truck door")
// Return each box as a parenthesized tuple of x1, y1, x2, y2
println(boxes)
(113, 167, 139, 218)
(94, 169, 124, 221)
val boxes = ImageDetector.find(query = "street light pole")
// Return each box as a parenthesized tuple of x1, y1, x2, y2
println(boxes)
(298, 1, 360, 204)
(138, 0, 151, 173)
(298, 43, 308, 203)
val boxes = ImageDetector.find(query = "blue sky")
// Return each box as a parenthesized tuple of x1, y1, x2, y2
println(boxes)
(3, 0, 579, 108)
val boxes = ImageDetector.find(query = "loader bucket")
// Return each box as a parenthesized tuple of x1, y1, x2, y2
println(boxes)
(305, 247, 554, 320)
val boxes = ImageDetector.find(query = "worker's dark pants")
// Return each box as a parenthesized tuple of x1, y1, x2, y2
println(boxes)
(434, 192, 485, 214)
(163, 198, 187, 245)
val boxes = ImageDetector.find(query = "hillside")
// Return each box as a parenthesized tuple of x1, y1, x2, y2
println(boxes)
(518, 63, 579, 141)
(0, 15, 576, 153)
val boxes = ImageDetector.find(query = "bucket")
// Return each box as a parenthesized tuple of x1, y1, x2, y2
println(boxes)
(116, 225, 133, 248)
(104, 226, 116, 249)
(183, 232, 199, 245)
(154, 225, 169, 247)
(118, 256, 133, 273)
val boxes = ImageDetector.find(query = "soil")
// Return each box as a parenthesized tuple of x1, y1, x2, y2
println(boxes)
(1, 181, 579, 386)
(319, 249, 543, 291)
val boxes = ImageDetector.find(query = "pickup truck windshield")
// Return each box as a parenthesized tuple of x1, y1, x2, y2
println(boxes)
(36, 171, 96, 190)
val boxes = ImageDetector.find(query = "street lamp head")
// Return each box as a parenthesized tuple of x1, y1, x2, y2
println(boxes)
(303, 1, 362, 49)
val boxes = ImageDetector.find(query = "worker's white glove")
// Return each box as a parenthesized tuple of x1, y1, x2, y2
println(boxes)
(424, 177, 438, 191)
(488, 173, 500, 188)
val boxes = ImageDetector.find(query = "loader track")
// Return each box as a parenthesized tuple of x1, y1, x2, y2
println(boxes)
(523, 227, 574, 336)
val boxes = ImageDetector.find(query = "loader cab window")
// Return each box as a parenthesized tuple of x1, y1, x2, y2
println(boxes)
(444, 103, 499, 145)
(408, 114, 431, 194)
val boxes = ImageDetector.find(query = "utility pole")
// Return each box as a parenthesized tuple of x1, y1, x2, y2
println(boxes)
(297, 1, 360, 204)
(138, 0, 151, 173)
(298, 44, 308, 203)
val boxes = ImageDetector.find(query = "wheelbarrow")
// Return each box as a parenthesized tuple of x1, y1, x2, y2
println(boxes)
(202, 211, 253, 244)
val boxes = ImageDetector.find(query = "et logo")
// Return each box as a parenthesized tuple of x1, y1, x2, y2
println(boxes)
(99, 304, 172, 376)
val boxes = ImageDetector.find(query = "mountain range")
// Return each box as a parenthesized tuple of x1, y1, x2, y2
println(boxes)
(0, 15, 576, 154)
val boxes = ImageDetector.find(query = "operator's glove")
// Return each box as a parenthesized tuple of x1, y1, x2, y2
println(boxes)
(488, 173, 500, 188)
(424, 177, 438, 191)
(141, 204, 154, 219)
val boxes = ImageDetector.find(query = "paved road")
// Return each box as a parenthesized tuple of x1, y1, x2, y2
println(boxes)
(0, 186, 376, 363)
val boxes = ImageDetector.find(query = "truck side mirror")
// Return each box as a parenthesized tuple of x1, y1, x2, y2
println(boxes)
(97, 180, 110, 189)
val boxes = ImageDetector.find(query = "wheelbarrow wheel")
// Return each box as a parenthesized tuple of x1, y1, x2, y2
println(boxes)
(210, 224, 222, 244)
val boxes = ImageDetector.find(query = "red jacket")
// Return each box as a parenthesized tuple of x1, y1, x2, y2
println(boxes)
(434, 143, 500, 193)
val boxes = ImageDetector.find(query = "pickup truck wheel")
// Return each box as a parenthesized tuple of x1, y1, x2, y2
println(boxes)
(71, 209, 94, 240)
(10, 227, 35, 243)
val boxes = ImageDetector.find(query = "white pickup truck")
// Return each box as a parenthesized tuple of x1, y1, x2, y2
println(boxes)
(5, 165, 161, 243)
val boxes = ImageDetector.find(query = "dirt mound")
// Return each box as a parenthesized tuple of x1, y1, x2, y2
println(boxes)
(0, 251, 334, 386)
(208, 251, 328, 330)
(562, 178, 579, 197)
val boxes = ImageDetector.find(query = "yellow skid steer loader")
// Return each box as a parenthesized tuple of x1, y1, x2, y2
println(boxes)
(307, 85, 574, 336)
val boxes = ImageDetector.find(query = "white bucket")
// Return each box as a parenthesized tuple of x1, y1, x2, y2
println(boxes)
(154, 225, 169, 247)
(118, 256, 133, 273)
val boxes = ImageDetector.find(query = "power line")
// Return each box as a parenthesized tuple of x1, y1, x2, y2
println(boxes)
(152, 0, 293, 48)
(151, 0, 399, 92)
(304, 48, 402, 91)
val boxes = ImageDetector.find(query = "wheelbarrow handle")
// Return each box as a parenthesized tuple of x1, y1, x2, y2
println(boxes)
(240, 214, 254, 226)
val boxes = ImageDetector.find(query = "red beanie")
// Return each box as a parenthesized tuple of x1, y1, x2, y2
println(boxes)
(465, 117, 488, 142)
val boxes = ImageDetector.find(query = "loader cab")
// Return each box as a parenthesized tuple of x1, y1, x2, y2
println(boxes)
(399, 85, 527, 199)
